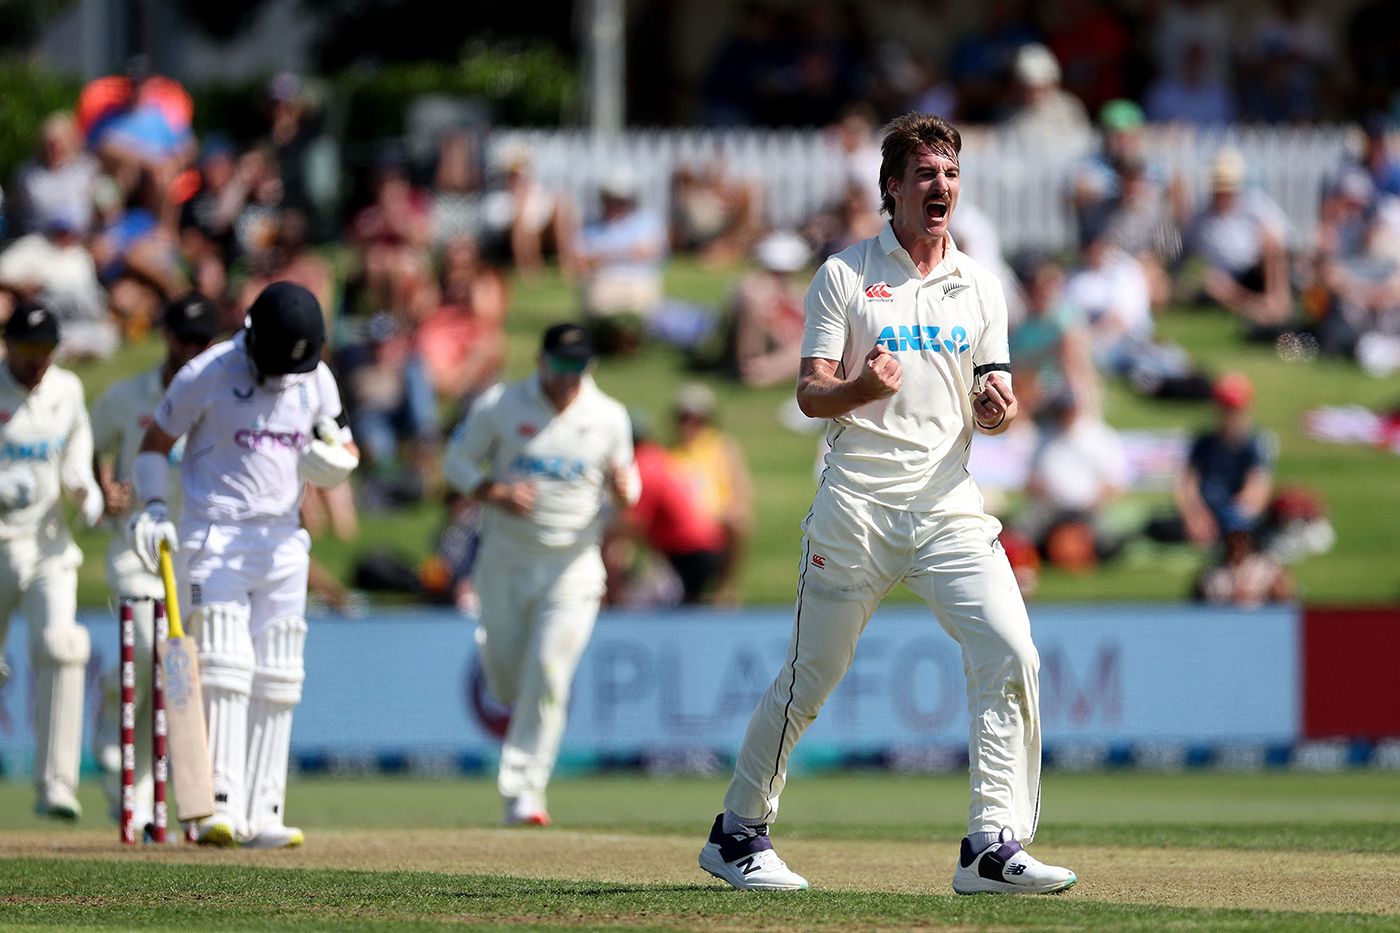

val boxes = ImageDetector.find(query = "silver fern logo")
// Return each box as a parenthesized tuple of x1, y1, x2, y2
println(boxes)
(942, 280, 970, 299)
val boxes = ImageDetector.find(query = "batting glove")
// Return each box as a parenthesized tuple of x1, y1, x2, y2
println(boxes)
(128, 502, 178, 575)
(298, 418, 359, 488)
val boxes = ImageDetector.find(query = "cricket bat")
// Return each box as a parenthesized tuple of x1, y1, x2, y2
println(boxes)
(157, 541, 216, 822)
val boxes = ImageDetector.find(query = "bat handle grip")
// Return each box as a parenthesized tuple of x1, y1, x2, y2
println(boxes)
(158, 540, 185, 639)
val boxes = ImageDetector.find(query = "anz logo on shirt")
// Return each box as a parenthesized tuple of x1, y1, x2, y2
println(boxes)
(874, 323, 970, 355)
(511, 453, 587, 482)
(0, 438, 60, 461)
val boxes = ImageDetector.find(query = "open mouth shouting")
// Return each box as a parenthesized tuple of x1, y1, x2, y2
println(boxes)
(926, 197, 950, 225)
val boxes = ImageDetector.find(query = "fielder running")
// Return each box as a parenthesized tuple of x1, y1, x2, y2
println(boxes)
(444, 323, 637, 825)
(90, 293, 218, 836)
(699, 113, 1077, 894)
(128, 281, 358, 847)
(0, 301, 104, 819)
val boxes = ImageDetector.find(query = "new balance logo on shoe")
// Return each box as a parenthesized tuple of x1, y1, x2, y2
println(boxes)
(1005, 863, 1027, 875)
(736, 856, 760, 875)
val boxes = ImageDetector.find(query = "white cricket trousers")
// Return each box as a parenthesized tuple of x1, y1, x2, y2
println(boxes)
(0, 535, 87, 801)
(724, 481, 1043, 842)
(474, 540, 604, 803)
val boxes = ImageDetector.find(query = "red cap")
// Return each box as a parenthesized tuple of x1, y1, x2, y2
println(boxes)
(1213, 372, 1253, 409)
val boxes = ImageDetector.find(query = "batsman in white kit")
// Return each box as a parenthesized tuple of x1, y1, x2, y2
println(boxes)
(699, 113, 1077, 894)
(90, 293, 219, 836)
(0, 301, 104, 819)
(127, 281, 359, 847)
(445, 323, 637, 826)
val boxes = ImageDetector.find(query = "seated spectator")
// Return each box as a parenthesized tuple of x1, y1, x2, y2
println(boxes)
(1194, 529, 1294, 607)
(803, 178, 884, 262)
(1185, 148, 1294, 335)
(1144, 41, 1236, 127)
(573, 170, 667, 353)
(668, 383, 753, 606)
(0, 214, 116, 359)
(723, 230, 810, 388)
(1097, 153, 1179, 308)
(351, 148, 434, 314)
(1303, 168, 1396, 359)
(1018, 390, 1127, 571)
(1154, 372, 1276, 550)
(338, 312, 441, 501)
(9, 112, 99, 236)
(415, 235, 507, 405)
(669, 162, 761, 266)
(1009, 256, 1099, 417)
(473, 144, 578, 275)
(179, 134, 246, 265)
(1070, 100, 1189, 259)
(1065, 226, 1209, 400)
(238, 209, 336, 331)
(1355, 114, 1400, 199)
(950, 199, 1027, 327)
(999, 43, 1091, 146)
(617, 415, 731, 605)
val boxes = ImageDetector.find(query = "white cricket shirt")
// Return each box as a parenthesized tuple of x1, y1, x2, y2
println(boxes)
(444, 373, 636, 550)
(91, 366, 188, 535)
(0, 360, 98, 541)
(154, 333, 347, 526)
(801, 223, 1010, 511)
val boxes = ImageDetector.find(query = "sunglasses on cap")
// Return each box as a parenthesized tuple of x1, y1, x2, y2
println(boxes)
(544, 353, 591, 374)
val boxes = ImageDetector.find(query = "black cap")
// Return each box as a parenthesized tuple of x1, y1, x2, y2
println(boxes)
(245, 281, 326, 377)
(541, 323, 595, 365)
(4, 301, 60, 344)
(162, 292, 220, 344)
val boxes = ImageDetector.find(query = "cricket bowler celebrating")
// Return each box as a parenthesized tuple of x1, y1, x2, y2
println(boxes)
(90, 293, 218, 836)
(699, 113, 1077, 894)
(128, 281, 358, 847)
(0, 300, 104, 819)
(444, 323, 637, 826)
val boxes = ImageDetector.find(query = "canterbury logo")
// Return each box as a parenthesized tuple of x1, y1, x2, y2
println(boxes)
(735, 856, 760, 875)
(864, 282, 894, 300)
(811, 554, 826, 568)
(943, 281, 970, 299)
(28, 310, 46, 326)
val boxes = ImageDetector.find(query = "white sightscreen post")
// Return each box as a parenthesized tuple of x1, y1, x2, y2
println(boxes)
(585, 0, 625, 134)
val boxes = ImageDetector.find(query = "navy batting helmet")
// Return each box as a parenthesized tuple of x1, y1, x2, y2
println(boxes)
(245, 281, 325, 378)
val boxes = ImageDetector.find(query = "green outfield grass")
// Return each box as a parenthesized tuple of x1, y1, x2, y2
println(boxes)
(62, 258, 1400, 608)
(3, 772, 1400, 929)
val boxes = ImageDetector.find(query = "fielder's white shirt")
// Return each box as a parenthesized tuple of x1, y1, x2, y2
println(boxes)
(90, 366, 188, 535)
(445, 373, 637, 550)
(801, 223, 1010, 511)
(0, 361, 98, 542)
(155, 333, 347, 526)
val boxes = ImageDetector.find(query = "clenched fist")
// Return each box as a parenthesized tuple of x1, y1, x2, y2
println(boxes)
(855, 344, 902, 401)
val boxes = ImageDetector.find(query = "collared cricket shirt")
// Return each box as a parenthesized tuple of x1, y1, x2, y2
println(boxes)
(801, 224, 1010, 511)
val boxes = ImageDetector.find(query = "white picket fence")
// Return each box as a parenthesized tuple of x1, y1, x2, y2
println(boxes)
(492, 125, 1356, 254)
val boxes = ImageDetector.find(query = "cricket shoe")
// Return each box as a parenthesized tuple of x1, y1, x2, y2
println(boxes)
(34, 782, 82, 821)
(952, 828, 1077, 895)
(698, 814, 809, 891)
(194, 815, 239, 847)
(243, 824, 305, 849)
(503, 793, 551, 826)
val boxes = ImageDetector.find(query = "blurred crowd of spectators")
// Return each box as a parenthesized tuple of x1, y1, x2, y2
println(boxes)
(6, 30, 1386, 609)
(697, 0, 1400, 129)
